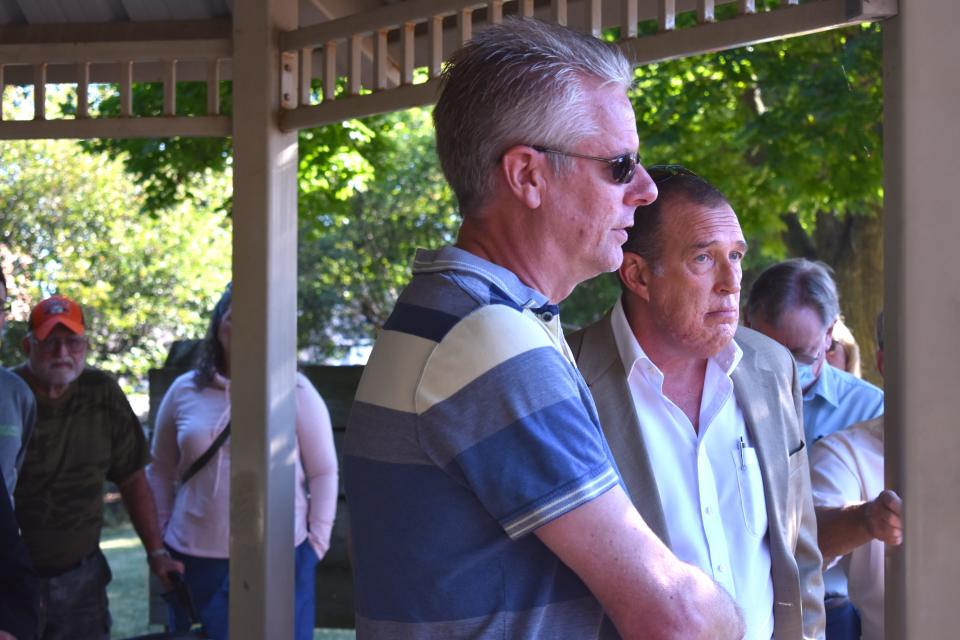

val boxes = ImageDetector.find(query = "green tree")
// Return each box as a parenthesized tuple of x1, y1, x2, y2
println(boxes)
(84, 96, 458, 360)
(0, 137, 232, 385)
(297, 109, 458, 358)
(566, 22, 884, 383)
(80, 23, 884, 378)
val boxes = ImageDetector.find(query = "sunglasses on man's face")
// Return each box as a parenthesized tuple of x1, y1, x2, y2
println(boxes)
(532, 146, 641, 185)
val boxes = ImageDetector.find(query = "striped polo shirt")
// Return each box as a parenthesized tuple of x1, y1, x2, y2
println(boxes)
(344, 246, 622, 639)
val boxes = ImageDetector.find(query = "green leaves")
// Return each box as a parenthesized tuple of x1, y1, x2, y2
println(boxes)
(0, 138, 232, 385)
(17, 21, 882, 359)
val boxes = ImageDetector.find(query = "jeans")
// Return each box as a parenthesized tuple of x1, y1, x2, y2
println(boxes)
(825, 597, 862, 640)
(294, 540, 320, 640)
(35, 549, 112, 640)
(167, 540, 319, 640)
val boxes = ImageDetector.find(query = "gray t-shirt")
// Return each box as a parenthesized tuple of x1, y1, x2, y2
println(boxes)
(0, 367, 36, 494)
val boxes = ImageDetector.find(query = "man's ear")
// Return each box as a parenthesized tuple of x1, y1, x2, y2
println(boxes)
(825, 320, 837, 349)
(499, 145, 545, 210)
(619, 252, 654, 302)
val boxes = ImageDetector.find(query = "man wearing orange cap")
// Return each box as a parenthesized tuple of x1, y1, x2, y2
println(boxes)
(13, 295, 182, 640)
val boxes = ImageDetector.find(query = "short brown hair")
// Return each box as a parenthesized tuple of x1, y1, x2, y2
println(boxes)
(623, 167, 728, 269)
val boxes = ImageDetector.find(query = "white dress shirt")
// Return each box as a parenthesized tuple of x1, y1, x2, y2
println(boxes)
(610, 300, 775, 640)
(810, 417, 885, 640)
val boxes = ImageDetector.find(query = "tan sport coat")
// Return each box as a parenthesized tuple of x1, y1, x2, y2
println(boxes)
(568, 313, 825, 640)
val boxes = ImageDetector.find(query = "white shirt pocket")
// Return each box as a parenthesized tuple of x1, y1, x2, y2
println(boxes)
(730, 446, 768, 537)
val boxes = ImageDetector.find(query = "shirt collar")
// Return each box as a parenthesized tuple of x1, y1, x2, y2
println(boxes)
(610, 297, 743, 380)
(806, 361, 840, 406)
(412, 246, 551, 310)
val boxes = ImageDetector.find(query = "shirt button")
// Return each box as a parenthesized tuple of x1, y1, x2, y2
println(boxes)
(716, 564, 725, 574)
(704, 506, 712, 516)
(541, 312, 553, 322)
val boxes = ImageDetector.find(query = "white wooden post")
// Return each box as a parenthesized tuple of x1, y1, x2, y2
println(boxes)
(231, 0, 299, 638)
(883, 5, 960, 639)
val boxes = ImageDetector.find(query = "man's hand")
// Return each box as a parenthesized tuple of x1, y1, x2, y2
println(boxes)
(863, 489, 903, 545)
(147, 549, 186, 591)
(816, 489, 905, 560)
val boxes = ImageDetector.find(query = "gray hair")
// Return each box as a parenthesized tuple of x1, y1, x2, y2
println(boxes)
(433, 18, 634, 216)
(746, 258, 840, 329)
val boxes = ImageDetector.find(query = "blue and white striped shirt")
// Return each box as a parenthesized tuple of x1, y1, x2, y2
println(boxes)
(344, 246, 621, 639)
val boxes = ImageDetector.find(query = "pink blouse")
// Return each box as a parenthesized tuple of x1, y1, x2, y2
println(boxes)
(146, 371, 338, 559)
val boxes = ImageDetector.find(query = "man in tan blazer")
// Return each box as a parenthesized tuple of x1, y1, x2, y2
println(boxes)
(568, 166, 825, 640)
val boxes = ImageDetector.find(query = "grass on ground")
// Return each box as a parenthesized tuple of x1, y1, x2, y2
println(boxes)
(101, 524, 355, 639)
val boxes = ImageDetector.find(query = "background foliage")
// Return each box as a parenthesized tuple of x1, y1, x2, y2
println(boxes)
(0, 135, 232, 385)
(1, 21, 884, 382)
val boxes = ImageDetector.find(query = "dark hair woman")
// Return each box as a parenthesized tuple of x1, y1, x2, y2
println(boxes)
(146, 285, 338, 640)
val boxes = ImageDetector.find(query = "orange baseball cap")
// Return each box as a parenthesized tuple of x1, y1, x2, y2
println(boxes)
(29, 295, 86, 341)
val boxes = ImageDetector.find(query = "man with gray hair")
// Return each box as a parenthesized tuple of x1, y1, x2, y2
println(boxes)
(745, 259, 883, 446)
(745, 259, 883, 640)
(345, 18, 744, 640)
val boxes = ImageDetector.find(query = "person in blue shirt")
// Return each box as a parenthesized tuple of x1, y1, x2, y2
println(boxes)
(745, 257, 883, 640)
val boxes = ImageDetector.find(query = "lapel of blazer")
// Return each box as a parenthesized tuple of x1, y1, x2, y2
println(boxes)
(731, 343, 787, 523)
(730, 331, 794, 624)
(575, 310, 671, 546)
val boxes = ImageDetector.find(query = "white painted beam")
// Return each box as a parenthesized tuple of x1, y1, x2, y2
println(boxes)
(77, 62, 90, 118)
(622, 0, 638, 37)
(0, 60, 231, 85)
(206, 58, 220, 115)
(163, 59, 176, 117)
(231, 0, 299, 637)
(620, 0, 895, 66)
(280, 0, 487, 52)
(883, 4, 960, 639)
(0, 19, 230, 47)
(32, 63, 46, 120)
(0, 116, 231, 139)
(0, 37, 231, 64)
(281, 78, 440, 131)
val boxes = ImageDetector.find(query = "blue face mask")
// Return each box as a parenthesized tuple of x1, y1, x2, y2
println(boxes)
(797, 362, 818, 390)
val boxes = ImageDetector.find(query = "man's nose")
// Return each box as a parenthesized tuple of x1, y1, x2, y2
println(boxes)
(625, 165, 658, 207)
(51, 339, 71, 356)
(717, 261, 742, 294)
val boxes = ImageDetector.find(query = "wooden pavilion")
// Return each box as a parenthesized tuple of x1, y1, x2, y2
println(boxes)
(1, 1, 956, 637)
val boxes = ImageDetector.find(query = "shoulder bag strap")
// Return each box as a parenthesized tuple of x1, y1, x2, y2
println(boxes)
(180, 421, 231, 485)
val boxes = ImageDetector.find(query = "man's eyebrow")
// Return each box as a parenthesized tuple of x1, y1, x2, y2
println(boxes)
(688, 239, 749, 251)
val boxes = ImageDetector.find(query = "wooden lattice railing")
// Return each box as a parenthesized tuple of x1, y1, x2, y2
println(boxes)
(0, 21, 231, 139)
(0, 1, 895, 139)
(276, 0, 896, 131)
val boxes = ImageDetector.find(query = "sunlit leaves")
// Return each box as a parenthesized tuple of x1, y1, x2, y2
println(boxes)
(0, 139, 231, 386)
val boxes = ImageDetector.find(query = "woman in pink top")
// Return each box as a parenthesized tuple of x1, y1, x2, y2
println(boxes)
(146, 285, 338, 640)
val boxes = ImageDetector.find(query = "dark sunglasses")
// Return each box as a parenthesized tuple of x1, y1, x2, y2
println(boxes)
(532, 145, 640, 185)
(646, 164, 699, 184)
